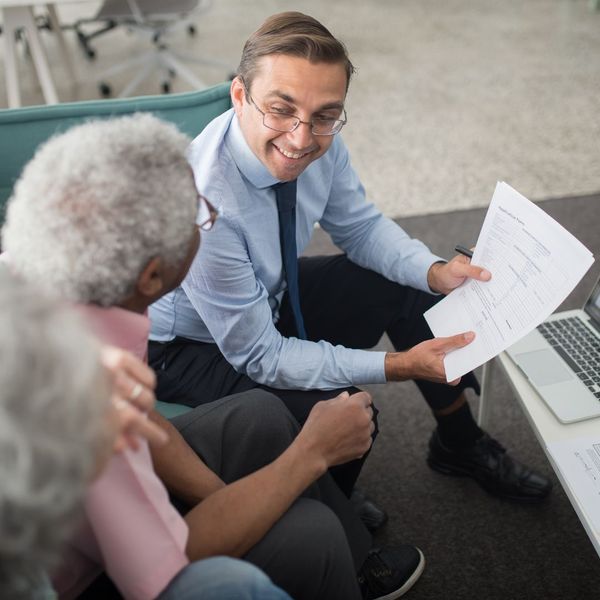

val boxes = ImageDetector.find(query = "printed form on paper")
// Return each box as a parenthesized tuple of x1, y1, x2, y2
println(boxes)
(424, 181, 594, 381)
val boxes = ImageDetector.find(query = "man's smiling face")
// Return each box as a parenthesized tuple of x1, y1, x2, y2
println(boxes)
(231, 54, 348, 182)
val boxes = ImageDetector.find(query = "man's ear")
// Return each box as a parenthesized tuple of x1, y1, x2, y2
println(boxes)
(231, 77, 245, 116)
(136, 257, 164, 299)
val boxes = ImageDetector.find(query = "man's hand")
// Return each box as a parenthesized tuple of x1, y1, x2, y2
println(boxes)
(385, 332, 475, 385)
(427, 253, 491, 295)
(295, 390, 374, 474)
(101, 346, 168, 453)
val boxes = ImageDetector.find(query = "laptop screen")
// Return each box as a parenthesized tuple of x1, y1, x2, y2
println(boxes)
(584, 277, 600, 326)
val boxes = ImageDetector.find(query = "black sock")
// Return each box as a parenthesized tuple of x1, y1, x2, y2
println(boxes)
(435, 402, 483, 449)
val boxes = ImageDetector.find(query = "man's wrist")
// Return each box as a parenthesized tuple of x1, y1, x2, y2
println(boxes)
(427, 260, 446, 294)
(384, 352, 411, 382)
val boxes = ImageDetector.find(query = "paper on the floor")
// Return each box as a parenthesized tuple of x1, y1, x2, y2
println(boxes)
(547, 436, 600, 533)
(424, 181, 594, 381)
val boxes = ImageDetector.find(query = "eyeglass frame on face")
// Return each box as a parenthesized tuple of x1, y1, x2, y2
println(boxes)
(240, 79, 347, 136)
(197, 193, 218, 231)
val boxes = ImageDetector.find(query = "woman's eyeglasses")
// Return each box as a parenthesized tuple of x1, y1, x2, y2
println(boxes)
(197, 194, 219, 231)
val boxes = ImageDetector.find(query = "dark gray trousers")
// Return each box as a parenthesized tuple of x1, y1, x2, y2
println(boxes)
(171, 389, 369, 600)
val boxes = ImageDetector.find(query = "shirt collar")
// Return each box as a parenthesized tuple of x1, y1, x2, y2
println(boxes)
(225, 114, 280, 190)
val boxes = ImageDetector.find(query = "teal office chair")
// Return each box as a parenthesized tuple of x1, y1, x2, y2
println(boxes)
(0, 81, 233, 418)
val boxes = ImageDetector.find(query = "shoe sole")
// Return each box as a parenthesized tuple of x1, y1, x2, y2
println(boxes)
(427, 457, 551, 504)
(372, 548, 425, 600)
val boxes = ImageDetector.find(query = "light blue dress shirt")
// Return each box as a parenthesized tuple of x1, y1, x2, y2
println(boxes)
(150, 109, 443, 390)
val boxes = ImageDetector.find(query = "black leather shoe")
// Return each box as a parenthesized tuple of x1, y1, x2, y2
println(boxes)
(351, 488, 389, 533)
(427, 430, 552, 503)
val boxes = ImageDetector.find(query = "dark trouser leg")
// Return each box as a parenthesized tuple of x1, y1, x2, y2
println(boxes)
(278, 254, 482, 446)
(243, 499, 362, 600)
(149, 340, 376, 496)
(278, 254, 483, 447)
(170, 389, 300, 481)
(148, 336, 258, 407)
(170, 389, 371, 572)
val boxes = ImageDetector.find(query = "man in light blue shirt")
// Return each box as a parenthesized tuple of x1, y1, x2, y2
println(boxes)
(150, 9, 550, 549)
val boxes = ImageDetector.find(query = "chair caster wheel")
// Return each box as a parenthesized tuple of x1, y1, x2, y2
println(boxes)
(86, 48, 96, 60)
(161, 81, 171, 94)
(99, 82, 111, 97)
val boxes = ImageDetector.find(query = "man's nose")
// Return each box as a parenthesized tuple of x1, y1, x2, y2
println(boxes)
(287, 120, 314, 148)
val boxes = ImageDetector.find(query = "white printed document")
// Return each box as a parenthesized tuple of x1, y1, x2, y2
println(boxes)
(547, 436, 600, 533)
(424, 181, 594, 381)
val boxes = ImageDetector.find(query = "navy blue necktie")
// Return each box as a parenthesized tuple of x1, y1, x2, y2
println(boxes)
(273, 180, 307, 340)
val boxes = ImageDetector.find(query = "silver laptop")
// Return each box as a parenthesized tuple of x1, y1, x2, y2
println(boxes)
(506, 276, 600, 423)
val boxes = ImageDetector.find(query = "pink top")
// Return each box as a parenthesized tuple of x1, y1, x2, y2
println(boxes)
(53, 306, 189, 600)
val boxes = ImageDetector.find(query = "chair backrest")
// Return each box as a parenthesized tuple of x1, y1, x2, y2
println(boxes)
(0, 81, 232, 225)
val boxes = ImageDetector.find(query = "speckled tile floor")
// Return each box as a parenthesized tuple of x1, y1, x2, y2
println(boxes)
(2, 0, 599, 217)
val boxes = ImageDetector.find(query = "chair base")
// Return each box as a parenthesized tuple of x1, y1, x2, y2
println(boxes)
(97, 46, 230, 97)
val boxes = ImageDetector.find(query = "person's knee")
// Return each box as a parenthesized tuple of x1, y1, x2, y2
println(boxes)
(227, 389, 299, 438)
(161, 557, 290, 600)
(289, 502, 350, 571)
(214, 389, 301, 480)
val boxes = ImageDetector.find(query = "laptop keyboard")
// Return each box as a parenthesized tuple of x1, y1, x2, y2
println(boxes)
(538, 317, 600, 399)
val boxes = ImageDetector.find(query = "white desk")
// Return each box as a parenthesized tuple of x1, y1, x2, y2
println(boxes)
(479, 352, 600, 557)
(1, 0, 85, 107)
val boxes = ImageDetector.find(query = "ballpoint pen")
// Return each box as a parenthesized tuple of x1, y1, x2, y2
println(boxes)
(454, 245, 473, 259)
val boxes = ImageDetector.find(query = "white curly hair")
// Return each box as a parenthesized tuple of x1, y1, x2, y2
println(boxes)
(0, 268, 112, 598)
(2, 113, 197, 306)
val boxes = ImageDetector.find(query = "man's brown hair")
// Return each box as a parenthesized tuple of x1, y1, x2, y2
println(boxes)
(237, 12, 355, 91)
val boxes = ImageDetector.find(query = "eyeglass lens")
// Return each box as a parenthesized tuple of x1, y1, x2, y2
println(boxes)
(263, 113, 345, 135)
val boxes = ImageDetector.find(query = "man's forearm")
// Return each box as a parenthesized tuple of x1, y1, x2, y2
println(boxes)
(184, 437, 325, 560)
(149, 410, 225, 505)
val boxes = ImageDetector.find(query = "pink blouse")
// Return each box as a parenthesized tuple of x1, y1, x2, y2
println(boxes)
(53, 306, 189, 600)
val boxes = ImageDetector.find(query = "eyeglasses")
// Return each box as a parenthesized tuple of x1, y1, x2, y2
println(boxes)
(197, 194, 218, 231)
(243, 84, 347, 136)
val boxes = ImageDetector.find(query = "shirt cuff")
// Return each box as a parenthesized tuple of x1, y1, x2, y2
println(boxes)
(411, 253, 446, 293)
(350, 350, 388, 385)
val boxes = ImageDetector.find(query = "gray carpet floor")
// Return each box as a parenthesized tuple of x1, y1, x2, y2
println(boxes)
(306, 193, 600, 599)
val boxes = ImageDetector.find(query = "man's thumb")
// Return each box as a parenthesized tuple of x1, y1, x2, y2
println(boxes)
(443, 331, 475, 351)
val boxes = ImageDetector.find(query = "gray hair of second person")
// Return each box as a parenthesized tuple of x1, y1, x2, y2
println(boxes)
(0, 268, 112, 599)
(2, 113, 197, 307)
(237, 11, 355, 92)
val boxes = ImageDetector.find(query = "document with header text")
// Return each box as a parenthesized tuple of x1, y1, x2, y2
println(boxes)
(424, 181, 594, 381)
